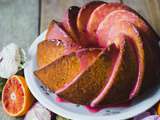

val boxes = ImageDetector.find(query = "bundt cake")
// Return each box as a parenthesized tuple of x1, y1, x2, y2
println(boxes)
(34, 1, 160, 107)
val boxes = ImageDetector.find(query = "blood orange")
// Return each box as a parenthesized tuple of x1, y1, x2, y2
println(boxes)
(2, 75, 33, 117)
(157, 103, 160, 115)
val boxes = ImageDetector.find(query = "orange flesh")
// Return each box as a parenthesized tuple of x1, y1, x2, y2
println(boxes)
(3, 77, 24, 114)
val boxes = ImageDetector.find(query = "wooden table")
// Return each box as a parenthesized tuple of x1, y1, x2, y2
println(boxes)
(0, 0, 160, 119)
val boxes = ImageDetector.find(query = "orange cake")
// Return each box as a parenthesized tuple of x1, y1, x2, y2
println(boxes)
(34, 1, 160, 107)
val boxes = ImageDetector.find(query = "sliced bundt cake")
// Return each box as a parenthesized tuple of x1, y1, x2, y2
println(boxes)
(34, 1, 160, 107)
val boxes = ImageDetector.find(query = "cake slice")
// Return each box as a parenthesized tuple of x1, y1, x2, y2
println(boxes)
(76, 1, 104, 46)
(87, 3, 131, 45)
(62, 6, 80, 43)
(34, 48, 102, 92)
(45, 20, 81, 54)
(36, 40, 64, 68)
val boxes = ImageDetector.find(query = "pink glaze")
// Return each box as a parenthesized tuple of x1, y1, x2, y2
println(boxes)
(96, 10, 145, 99)
(55, 97, 66, 102)
(56, 97, 131, 113)
(91, 44, 122, 107)
(85, 106, 102, 113)
(94, 21, 144, 106)
(85, 102, 131, 113)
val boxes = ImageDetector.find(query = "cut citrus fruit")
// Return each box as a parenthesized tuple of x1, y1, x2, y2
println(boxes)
(2, 75, 33, 117)
(156, 103, 160, 115)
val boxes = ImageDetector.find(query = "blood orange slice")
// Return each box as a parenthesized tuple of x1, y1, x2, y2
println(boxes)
(156, 103, 160, 115)
(2, 75, 33, 117)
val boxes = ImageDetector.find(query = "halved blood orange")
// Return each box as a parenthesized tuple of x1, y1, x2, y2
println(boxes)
(156, 103, 160, 115)
(2, 75, 33, 117)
